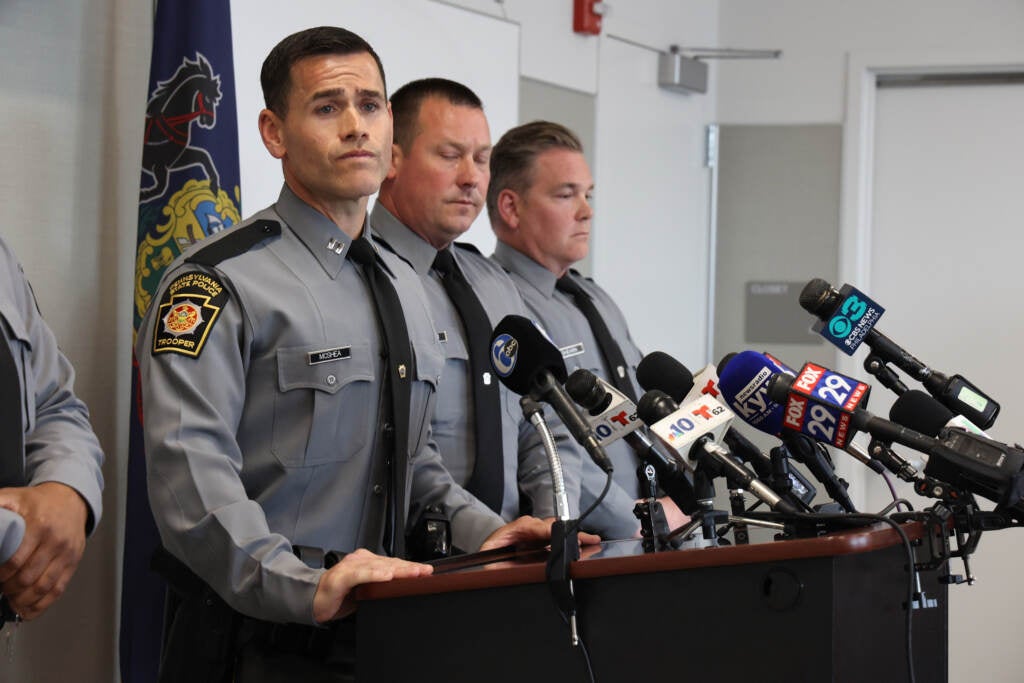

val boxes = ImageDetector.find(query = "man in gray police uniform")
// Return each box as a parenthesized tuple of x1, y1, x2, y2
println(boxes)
(137, 27, 550, 682)
(0, 236, 104, 625)
(488, 121, 688, 539)
(372, 78, 586, 532)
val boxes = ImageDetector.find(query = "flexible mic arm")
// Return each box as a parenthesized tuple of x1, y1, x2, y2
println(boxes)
(520, 397, 572, 521)
(531, 370, 613, 474)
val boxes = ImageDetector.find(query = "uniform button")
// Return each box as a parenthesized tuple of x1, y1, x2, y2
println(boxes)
(373, 484, 384, 495)
(326, 374, 337, 386)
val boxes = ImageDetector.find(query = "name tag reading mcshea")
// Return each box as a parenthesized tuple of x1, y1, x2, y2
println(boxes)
(560, 342, 585, 359)
(308, 346, 352, 365)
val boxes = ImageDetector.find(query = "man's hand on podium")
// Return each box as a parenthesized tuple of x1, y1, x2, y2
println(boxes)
(479, 516, 601, 552)
(313, 548, 433, 623)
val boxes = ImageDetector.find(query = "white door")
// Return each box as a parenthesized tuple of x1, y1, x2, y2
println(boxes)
(868, 81, 1024, 683)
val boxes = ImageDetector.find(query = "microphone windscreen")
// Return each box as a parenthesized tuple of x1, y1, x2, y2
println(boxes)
(717, 350, 790, 435)
(0, 509, 25, 565)
(565, 369, 611, 414)
(799, 278, 840, 317)
(637, 389, 679, 426)
(716, 352, 737, 376)
(490, 314, 567, 396)
(636, 351, 694, 402)
(889, 389, 954, 437)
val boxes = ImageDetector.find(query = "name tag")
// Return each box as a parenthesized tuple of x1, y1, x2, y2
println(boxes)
(559, 342, 585, 359)
(308, 346, 351, 365)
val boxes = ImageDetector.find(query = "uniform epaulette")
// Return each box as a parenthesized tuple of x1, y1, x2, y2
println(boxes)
(452, 241, 483, 257)
(185, 220, 281, 267)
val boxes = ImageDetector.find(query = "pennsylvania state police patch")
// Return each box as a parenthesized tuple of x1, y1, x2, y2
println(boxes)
(152, 271, 229, 358)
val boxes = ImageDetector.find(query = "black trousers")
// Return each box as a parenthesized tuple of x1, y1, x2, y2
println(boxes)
(158, 590, 357, 683)
(233, 617, 357, 683)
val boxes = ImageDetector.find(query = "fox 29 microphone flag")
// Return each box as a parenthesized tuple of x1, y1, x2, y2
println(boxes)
(122, 1, 241, 680)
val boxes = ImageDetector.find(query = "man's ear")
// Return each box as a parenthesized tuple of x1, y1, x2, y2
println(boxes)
(496, 188, 521, 230)
(386, 143, 403, 181)
(258, 109, 285, 159)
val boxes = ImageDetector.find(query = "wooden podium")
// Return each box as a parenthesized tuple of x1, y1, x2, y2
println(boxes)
(356, 523, 947, 682)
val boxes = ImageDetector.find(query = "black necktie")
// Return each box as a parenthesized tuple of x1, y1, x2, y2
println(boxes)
(432, 248, 504, 514)
(347, 238, 414, 558)
(0, 328, 25, 487)
(555, 274, 638, 403)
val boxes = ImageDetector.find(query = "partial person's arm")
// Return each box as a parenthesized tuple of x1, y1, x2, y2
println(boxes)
(139, 265, 326, 625)
(0, 251, 104, 620)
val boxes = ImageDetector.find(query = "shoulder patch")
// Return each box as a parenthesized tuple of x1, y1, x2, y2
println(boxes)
(185, 219, 281, 267)
(152, 271, 230, 358)
(452, 241, 483, 257)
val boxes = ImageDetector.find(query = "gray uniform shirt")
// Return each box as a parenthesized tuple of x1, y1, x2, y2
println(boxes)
(371, 203, 571, 522)
(492, 241, 643, 539)
(138, 186, 502, 626)
(0, 236, 104, 529)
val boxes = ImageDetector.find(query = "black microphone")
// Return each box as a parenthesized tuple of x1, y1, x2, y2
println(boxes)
(890, 389, 990, 439)
(800, 278, 1000, 429)
(490, 315, 613, 473)
(565, 369, 700, 513)
(636, 351, 695, 403)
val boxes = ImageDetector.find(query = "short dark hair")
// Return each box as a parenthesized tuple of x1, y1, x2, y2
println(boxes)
(486, 120, 583, 225)
(260, 26, 387, 116)
(390, 78, 483, 152)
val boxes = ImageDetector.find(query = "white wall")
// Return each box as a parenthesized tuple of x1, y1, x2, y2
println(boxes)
(717, 0, 1024, 124)
(595, 3, 719, 366)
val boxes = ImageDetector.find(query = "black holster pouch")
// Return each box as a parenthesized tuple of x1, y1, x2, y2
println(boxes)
(152, 547, 240, 683)
(406, 504, 452, 561)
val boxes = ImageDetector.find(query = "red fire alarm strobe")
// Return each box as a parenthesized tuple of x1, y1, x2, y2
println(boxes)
(573, 0, 603, 35)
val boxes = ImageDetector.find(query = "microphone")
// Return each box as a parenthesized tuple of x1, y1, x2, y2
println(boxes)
(890, 389, 990, 439)
(799, 278, 1000, 429)
(490, 315, 613, 473)
(770, 366, 950, 456)
(0, 509, 25, 565)
(636, 390, 799, 515)
(565, 369, 700, 513)
(717, 351, 858, 512)
(636, 351, 695, 403)
(0, 509, 25, 629)
(770, 369, 1024, 515)
(564, 368, 646, 447)
(637, 351, 818, 506)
